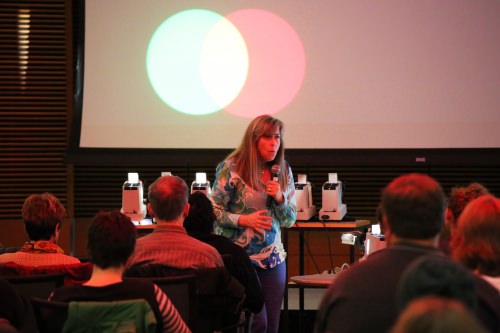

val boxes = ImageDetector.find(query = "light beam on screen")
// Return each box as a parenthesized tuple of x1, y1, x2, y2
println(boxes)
(200, 17, 248, 109)
(224, 9, 306, 118)
(146, 9, 248, 115)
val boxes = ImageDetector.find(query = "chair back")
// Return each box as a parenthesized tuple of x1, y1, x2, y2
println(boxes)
(147, 275, 197, 332)
(31, 297, 69, 333)
(62, 299, 157, 333)
(125, 264, 245, 333)
(194, 267, 245, 333)
(221, 253, 233, 271)
(31, 298, 159, 333)
(5, 273, 65, 299)
(475, 276, 500, 333)
(0, 262, 93, 285)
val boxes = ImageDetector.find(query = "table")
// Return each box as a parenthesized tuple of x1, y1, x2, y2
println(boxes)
(282, 219, 370, 333)
(132, 219, 155, 237)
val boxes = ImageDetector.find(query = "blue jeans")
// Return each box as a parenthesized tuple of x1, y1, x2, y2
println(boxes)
(251, 261, 286, 333)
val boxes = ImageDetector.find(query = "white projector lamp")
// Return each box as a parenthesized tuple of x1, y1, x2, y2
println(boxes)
(191, 172, 211, 197)
(319, 173, 347, 221)
(121, 172, 147, 222)
(295, 174, 316, 220)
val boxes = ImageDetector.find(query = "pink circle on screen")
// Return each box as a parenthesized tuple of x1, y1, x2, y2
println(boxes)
(224, 9, 306, 118)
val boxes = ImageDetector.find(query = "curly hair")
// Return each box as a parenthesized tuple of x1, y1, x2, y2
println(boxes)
(447, 182, 489, 227)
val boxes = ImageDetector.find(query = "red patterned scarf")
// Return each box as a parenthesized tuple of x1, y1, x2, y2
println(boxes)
(20, 240, 65, 254)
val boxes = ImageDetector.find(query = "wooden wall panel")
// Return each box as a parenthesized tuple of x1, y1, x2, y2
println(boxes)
(0, 0, 71, 230)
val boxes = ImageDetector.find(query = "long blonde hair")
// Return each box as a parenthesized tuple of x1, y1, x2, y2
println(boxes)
(227, 114, 289, 190)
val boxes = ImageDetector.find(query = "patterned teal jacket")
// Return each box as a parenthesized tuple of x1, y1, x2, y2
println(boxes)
(210, 159, 297, 269)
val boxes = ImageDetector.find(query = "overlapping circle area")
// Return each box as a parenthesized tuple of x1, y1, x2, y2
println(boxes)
(146, 9, 306, 118)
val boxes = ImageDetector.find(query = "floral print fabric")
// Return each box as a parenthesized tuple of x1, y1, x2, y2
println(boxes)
(210, 159, 297, 269)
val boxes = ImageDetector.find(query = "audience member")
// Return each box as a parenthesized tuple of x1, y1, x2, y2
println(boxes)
(50, 211, 190, 333)
(396, 255, 478, 312)
(0, 193, 79, 266)
(451, 195, 500, 292)
(127, 175, 223, 269)
(184, 191, 264, 313)
(314, 173, 500, 333)
(439, 182, 489, 255)
(390, 296, 487, 333)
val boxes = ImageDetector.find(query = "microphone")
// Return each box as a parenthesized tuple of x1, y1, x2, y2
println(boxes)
(266, 165, 281, 208)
